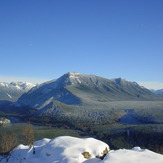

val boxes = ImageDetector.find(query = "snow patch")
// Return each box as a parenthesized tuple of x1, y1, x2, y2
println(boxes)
(0, 82, 9, 87)
(68, 72, 82, 84)
(37, 97, 54, 110)
(6, 93, 12, 98)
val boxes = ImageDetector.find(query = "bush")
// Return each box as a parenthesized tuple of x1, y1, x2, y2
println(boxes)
(0, 132, 17, 155)
(22, 123, 35, 148)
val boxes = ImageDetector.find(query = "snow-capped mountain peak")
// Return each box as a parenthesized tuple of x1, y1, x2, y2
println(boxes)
(67, 72, 81, 76)
(0, 81, 36, 102)
(10, 82, 36, 91)
(67, 72, 82, 84)
(0, 82, 9, 87)
(0, 82, 35, 90)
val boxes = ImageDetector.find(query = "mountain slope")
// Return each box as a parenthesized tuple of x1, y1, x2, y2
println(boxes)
(14, 72, 161, 111)
(14, 77, 81, 110)
(0, 82, 35, 102)
(65, 73, 159, 104)
(152, 89, 163, 95)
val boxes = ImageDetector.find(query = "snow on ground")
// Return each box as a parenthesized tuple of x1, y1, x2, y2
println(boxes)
(0, 136, 163, 163)
(103, 147, 163, 163)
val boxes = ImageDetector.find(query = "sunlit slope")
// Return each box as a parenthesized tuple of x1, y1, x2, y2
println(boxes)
(15, 72, 162, 111)
(65, 73, 161, 105)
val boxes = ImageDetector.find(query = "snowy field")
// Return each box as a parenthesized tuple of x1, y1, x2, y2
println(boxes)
(0, 136, 163, 163)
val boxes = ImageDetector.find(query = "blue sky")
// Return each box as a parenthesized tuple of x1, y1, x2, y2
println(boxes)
(0, 0, 163, 89)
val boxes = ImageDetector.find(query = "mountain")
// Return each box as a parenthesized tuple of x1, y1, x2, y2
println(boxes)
(151, 89, 163, 95)
(14, 72, 161, 112)
(0, 82, 35, 102)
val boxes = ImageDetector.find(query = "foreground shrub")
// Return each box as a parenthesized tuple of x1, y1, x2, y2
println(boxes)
(22, 123, 35, 148)
(0, 133, 17, 155)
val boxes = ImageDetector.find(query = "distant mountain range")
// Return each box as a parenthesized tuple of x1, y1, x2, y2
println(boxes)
(12, 72, 162, 113)
(151, 89, 163, 95)
(0, 72, 163, 126)
(0, 82, 35, 102)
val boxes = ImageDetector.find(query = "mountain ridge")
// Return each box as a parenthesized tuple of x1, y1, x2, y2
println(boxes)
(13, 72, 162, 112)
(151, 89, 163, 95)
(0, 72, 163, 126)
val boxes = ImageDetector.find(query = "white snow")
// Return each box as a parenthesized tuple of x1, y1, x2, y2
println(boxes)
(6, 93, 12, 98)
(69, 72, 81, 76)
(0, 83, 9, 87)
(0, 136, 162, 163)
(10, 82, 36, 90)
(0, 82, 35, 91)
(103, 148, 163, 163)
(69, 72, 82, 84)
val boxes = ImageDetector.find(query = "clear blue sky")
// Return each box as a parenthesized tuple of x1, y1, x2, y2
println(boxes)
(0, 0, 163, 89)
